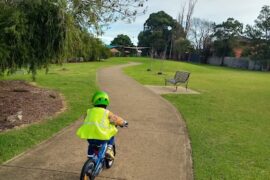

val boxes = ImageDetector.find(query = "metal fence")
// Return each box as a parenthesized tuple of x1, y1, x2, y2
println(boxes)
(207, 57, 263, 70)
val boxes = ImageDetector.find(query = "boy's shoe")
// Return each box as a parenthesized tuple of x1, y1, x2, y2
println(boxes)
(106, 147, 114, 160)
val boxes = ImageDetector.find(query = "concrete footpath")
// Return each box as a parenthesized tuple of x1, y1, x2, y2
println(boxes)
(0, 63, 193, 180)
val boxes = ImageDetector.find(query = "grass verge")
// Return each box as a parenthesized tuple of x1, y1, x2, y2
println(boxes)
(0, 59, 125, 164)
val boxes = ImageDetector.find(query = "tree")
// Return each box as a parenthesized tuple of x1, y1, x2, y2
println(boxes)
(190, 18, 214, 63)
(0, 0, 147, 79)
(173, 0, 198, 60)
(138, 11, 177, 58)
(70, 29, 109, 61)
(68, 0, 148, 34)
(178, 0, 198, 38)
(0, 0, 69, 80)
(245, 5, 270, 70)
(213, 18, 243, 65)
(173, 38, 192, 60)
(190, 18, 214, 51)
(110, 34, 133, 47)
(255, 5, 270, 40)
(0, 3, 25, 75)
(138, 30, 152, 56)
(110, 34, 133, 56)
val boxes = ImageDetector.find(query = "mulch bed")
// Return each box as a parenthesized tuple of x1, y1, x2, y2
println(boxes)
(0, 80, 64, 132)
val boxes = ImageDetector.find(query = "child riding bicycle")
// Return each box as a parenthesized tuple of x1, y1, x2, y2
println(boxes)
(76, 91, 128, 160)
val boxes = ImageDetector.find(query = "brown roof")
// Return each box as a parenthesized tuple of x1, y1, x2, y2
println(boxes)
(110, 48, 120, 53)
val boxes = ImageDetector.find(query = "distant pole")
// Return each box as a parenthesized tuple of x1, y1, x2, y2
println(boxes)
(157, 58, 164, 75)
(147, 47, 154, 71)
(157, 45, 167, 75)
(157, 26, 171, 75)
(132, 36, 136, 57)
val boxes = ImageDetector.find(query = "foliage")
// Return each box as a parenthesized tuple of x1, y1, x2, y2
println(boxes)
(21, 0, 69, 78)
(138, 30, 152, 56)
(214, 18, 243, 39)
(178, 0, 198, 37)
(0, 0, 146, 79)
(190, 18, 214, 51)
(255, 5, 270, 40)
(245, 5, 270, 70)
(68, 0, 148, 34)
(138, 11, 178, 58)
(110, 34, 134, 56)
(67, 28, 110, 61)
(138, 10, 196, 60)
(110, 34, 133, 46)
(212, 18, 243, 64)
(0, 0, 69, 80)
(189, 18, 214, 62)
(0, 3, 27, 75)
(173, 38, 192, 59)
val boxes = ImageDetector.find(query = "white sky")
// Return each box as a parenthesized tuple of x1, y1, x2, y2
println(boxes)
(100, 0, 270, 45)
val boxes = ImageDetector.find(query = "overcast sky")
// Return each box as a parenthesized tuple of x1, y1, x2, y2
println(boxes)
(100, 0, 270, 45)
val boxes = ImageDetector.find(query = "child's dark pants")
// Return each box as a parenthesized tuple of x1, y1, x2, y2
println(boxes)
(87, 136, 115, 157)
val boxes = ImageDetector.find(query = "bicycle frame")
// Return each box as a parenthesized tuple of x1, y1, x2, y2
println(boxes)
(92, 143, 107, 176)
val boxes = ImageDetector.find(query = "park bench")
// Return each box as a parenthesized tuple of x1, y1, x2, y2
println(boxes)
(165, 71, 190, 91)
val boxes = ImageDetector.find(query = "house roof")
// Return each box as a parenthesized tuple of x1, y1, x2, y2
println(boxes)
(106, 45, 118, 49)
(110, 48, 120, 53)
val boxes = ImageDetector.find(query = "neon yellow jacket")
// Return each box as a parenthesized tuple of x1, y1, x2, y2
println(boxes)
(76, 107, 123, 140)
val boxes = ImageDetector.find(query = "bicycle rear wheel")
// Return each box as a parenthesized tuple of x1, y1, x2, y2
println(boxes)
(80, 159, 95, 180)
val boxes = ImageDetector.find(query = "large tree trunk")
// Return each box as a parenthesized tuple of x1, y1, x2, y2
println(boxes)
(221, 55, 225, 66)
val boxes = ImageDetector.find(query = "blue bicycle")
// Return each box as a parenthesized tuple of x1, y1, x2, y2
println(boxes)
(80, 142, 116, 180)
(80, 119, 128, 180)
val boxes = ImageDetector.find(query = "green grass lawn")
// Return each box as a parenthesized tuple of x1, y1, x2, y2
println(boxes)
(0, 59, 126, 164)
(123, 57, 270, 180)
(1, 57, 269, 179)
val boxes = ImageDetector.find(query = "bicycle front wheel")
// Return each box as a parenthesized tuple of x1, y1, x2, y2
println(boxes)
(80, 159, 95, 180)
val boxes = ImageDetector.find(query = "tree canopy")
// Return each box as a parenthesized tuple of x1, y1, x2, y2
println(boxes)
(245, 5, 270, 69)
(138, 11, 192, 59)
(138, 11, 178, 57)
(0, 0, 147, 79)
(212, 18, 243, 64)
(110, 34, 133, 47)
(68, 0, 147, 34)
(0, 0, 69, 79)
(136, 5, 269, 70)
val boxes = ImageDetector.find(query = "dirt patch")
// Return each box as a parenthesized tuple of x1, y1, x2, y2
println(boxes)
(0, 80, 64, 132)
(144, 85, 200, 95)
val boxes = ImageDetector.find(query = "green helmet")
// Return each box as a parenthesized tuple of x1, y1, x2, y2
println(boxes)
(92, 91, 110, 106)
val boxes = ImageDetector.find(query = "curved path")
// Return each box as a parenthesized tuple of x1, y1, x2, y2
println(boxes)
(0, 63, 193, 180)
